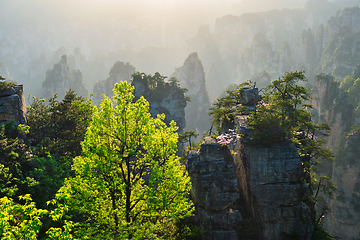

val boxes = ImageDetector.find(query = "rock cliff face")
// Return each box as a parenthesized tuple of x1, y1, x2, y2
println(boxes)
(311, 74, 360, 239)
(0, 84, 26, 126)
(317, 7, 360, 79)
(92, 61, 136, 106)
(131, 75, 187, 132)
(187, 87, 313, 239)
(311, 74, 354, 150)
(187, 137, 242, 240)
(171, 53, 211, 133)
(324, 134, 360, 239)
(234, 119, 313, 240)
(42, 55, 88, 100)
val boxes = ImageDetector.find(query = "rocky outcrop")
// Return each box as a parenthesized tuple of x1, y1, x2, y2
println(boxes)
(311, 74, 354, 150)
(187, 137, 242, 239)
(317, 6, 360, 79)
(233, 114, 313, 240)
(324, 134, 360, 240)
(0, 84, 26, 126)
(132, 75, 187, 132)
(42, 55, 88, 100)
(311, 74, 360, 239)
(188, 86, 313, 240)
(92, 61, 135, 106)
(171, 52, 211, 133)
(236, 34, 292, 82)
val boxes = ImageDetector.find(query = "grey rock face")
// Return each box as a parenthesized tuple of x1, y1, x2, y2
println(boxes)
(234, 116, 313, 240)
(187, 124, 313, 239)
(311, 74, 360, 240)
(0, 84, 26, 126)
(323, 135, 360, 240)
(171, 52, 211, 133)
(132, 76, 187, 132)
(187, 137, 242, 240)
(42, 55, 88, 100)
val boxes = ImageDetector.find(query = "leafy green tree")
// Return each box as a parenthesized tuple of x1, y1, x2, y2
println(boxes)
(0, 194, 47, 239)
(56, 81, 193, 239)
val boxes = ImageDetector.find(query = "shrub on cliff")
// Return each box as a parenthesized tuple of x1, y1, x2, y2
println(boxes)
(0, 76, 16, 91)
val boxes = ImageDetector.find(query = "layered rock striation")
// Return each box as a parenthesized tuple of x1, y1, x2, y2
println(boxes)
(235, 116, 313, 240)
(187, 86, 313, 239)
(187, 137, 242, 240)
(311, 74, 360, 239)
(0, 84, 26, 126)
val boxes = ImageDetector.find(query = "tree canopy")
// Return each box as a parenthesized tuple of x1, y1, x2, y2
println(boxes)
(55, 81, 193, 239)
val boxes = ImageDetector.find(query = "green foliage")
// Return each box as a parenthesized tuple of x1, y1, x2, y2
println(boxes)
(25, 90, 93, 208)
(281, 231, 302, 240)
(209, 82, 251, 134)
(132, 72, 188, 103)
(55, 81, 193, 239)
(27, 90, 93, 158)
(0, 194, 47, 239)
(179, 130, 199, 150)
(0, 76, 16, 91)
(311, 222, 335, 240)
(0, 124, 35, 199)
(248, 71, 312, 143)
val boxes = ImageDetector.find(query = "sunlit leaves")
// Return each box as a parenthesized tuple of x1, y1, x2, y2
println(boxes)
(57, 81, 193, 239)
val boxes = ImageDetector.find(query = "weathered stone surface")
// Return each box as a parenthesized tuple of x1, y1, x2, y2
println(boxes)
(234, 117, 313, 240)
(311, 74, 360, 239)
(131, 74, 187, 132)
(0, 84, 26, 126)
(187, 137, 242, 239)
(322, 134, 360, 240)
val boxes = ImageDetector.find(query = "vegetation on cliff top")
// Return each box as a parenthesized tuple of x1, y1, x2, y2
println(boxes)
(0, 76, 16, 91)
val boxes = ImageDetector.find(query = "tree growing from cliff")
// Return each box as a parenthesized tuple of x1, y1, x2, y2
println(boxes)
(209, 82, 252, 134)
(247, 71, 335, 238)
(55, 81, 193, 239)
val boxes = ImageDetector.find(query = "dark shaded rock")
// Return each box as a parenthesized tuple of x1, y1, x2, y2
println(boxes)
(0, 84, 26, 126)
(187, 137, 242, 239)
(233, 116, 313, 240)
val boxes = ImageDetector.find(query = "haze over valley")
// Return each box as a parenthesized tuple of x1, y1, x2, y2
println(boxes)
(1, 0, 360, 239)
